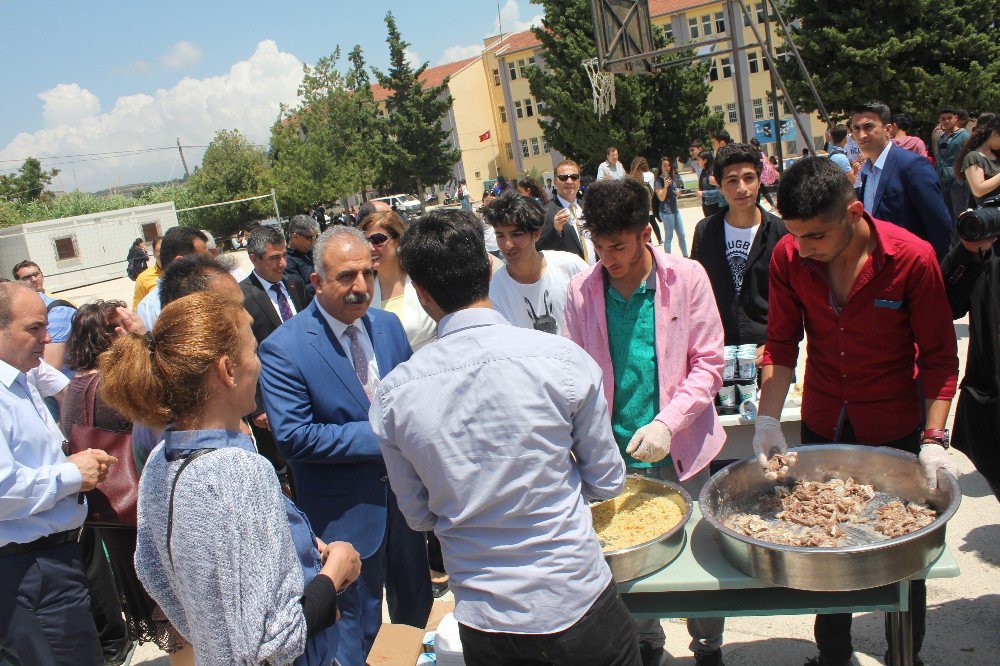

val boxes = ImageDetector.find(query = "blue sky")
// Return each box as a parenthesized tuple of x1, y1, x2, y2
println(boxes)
(0, 0, 543, 191)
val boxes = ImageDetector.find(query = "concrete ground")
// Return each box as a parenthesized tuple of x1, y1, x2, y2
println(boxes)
(55, 205, 997, 666)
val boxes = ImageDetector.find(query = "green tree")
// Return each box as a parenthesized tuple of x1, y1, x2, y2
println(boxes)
(0, 157, 60, 204)
(346, 45, 389, 201)
(526, 0, 720, 174)
(373, 11, 461, 199)
(185, 129, 273, 235)
(777, 0, 1000, 128)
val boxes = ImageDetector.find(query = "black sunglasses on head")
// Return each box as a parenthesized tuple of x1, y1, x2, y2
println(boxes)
(556, 173, 581, 182)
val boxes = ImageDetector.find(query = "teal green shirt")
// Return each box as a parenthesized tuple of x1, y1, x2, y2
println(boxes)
(605, 273, 668, 468)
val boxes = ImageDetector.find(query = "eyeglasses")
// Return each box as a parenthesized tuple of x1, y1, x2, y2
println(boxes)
(366, 233, 393, 246)
(556, 173, 581, 182)
(17, 271, 42, 282)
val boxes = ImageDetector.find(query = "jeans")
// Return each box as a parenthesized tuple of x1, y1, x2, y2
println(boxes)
(801, 419, 925, 664)
(943, 179, 968, 221)
(632, 466, 723, 656)
(458, 582, 641, 666)
(658, 211, 688, 257)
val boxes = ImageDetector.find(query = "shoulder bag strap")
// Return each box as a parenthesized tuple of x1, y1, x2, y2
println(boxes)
(167, 448, 218, 567)
(81, 373, 101, 428)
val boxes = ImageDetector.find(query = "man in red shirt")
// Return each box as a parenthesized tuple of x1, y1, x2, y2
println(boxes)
(753, 157, 959, 666)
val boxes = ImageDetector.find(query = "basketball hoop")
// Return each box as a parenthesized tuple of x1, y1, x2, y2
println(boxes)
(583, 58, 616, 117)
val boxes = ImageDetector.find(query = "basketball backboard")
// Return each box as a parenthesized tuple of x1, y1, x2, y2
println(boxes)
(590, 0, 655, 74)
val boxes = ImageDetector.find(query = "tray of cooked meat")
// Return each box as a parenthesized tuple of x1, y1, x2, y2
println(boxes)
(698, 445, 961, 591)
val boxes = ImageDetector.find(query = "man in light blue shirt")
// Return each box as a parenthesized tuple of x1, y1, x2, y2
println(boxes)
(12, 260, 76, 378)
(370, 208, 639, 666)
(0, 282, 115, 664)
(135, 226, 209, 329)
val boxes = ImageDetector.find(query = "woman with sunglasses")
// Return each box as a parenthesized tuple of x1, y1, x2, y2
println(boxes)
(361, 211, 437, 352)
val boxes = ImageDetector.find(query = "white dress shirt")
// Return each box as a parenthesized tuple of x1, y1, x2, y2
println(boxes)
(557, 195, 597, 265)
(136, 284, 162, 331)
(0, 359, 85, 546)
(370, 308, 626, 634)
(597, 160, 626, 181)
(861, 140, 893, 214)
(314, 301, 380, 387)
(253, 270, 298, 321)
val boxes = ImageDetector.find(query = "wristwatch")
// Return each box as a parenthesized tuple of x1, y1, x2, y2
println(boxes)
(920, 428, 950, 449)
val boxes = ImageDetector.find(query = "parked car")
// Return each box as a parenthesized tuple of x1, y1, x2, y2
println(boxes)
(373, 193, 422, 215)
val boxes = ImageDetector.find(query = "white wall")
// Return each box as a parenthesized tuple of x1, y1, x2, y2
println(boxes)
(0, 202, 179, 292)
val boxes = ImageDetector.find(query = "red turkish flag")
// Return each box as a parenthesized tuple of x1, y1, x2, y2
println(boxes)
(479, 130, 491, 142)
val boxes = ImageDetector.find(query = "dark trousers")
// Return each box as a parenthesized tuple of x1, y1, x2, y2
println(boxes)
(0, 539, 103, 666)
(335, 491, 432, 666)
(80, 528, 130, 661)
(427, 532, 446, 573)
(458, 582, 641, 666)
(648, 213, 663, 244)
(801, 419, 926, 664)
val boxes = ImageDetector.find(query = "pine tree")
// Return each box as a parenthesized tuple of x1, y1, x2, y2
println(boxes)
(373, 11, 462, 200)
(777, 0, 1000, 129)
(527, 0, 720, 173)
(346, 45, 387, 201)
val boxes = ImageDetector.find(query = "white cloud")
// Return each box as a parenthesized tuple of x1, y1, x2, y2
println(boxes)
(38, 84, 101, 128)
(404, 47, 423, 68)
(160, 40, 204, 70)
(0, 40, 304, 192)
(438, 43, 483, 65)
(491, 0, 543, 35)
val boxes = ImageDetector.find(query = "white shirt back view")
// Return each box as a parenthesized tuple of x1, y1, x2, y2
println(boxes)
(489, 250, 588, 335)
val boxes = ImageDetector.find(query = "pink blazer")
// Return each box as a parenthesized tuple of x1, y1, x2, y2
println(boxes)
(562, 245, 726, 481)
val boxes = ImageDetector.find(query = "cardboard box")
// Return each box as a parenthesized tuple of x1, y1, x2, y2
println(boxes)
(367, 599, 455, 666)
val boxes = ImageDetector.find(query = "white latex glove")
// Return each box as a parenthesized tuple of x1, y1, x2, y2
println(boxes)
(919, 443, 958, 490)
(626, 420, 672, 463)
(753, 415, 788, 469)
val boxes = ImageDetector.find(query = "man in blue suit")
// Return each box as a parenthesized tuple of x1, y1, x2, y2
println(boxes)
(851, 100, 954, 260)
(258, 225, 432, 666)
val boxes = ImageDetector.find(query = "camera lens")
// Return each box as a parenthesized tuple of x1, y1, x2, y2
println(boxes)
(956, 206, 1000, 242)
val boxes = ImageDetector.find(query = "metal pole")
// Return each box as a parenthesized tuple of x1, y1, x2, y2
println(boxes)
(767, 0, 832, 128)
(726, 0, 750, 143)
(271, 188, 281, 223)
(733, 0, 813, 160)
(762, 0, 783, 169)
(176, 138, 190, 178)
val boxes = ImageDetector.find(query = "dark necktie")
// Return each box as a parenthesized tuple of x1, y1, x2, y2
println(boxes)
(345, 325, 374, 401)
(270, 283, 294, 322)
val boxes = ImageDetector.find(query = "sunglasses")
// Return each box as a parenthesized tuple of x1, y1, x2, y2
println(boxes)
(556, 173, 581, 182)
(17, 271, 42, 281)
(367, 233, 394, 246)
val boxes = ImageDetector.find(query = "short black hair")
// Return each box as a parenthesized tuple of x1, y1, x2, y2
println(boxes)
(356, 201, 378, 226)
(939, 105, 956, 116)
(830, 124, 849, 143)
(851, 100, 891, 124)
(712, 129, 732, 145)
(159, 226, 208, 271)
(582, 178, 649, 238)
(956, 108, 969, 123)
(689, 139, 703, 148)
(889, 113, 913, 132)
(11, 260, 39, 279)
(776, 157, 857, 223)
(399, 208, 491, 314)
(160, 254, 234, 307)
(482, 190, 545, 233)
(247, 225, 285, 257)
(713, 143, 762, 182)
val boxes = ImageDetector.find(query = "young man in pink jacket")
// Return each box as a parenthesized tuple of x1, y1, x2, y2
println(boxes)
(562, 177, 727, 666)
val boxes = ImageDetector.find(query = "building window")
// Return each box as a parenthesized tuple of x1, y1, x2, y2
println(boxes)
(727, 103, 738, 124)
(505, 142, 513, 160)
(753, 98, 764, 120)
(756, 2, 767, 23)
(524, 98, 534, 117)
(492, 68, 501, 86)
(721, 57, 732, 78)
(701, 14, 713, 36)
(53, 235, 79, 261)
(499, 105, 507, 123)
(709, 59, 719, 81)
(141, 221, 160, 242)
(520, 139, 529, 158)
(767, 97, 775, 119)
(664, 23, 674, 42)
(475, 171, 481, 179)
(514, 100, 524, 119)
(715, 11, 726, 33)
(713, 105, 724, 116)
(517, 59, 527, 77)
(530, 137, 540, 156)
(528, 56, 536, 66)
(542, 138, 550, 153)
(508, 61, 517, 80)
(688, 17, 699, 40)
(747, 51, 760, 74)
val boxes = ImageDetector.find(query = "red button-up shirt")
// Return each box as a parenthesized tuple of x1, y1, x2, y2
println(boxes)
(763, 215, 958, 444)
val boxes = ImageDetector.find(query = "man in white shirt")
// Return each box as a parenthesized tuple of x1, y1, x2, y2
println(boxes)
(484, 191, 587, 335)
(538, 159, 596, 264)
(370, 207, 638, 666)
(597, 146, 627, 181)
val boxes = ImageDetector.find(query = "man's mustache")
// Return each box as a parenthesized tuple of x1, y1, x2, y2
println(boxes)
(345, 292, 371, 304)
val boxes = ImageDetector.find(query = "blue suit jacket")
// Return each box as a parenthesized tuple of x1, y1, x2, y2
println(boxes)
(858, 144, 953, 260)
(258, 301, 413, 559)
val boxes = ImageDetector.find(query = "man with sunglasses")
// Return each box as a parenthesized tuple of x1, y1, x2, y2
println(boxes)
(484, 191, 587, 335)
(538, 159, 596, 264)
(284, 214, 321, 302)
(12, 260, 76, 378)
